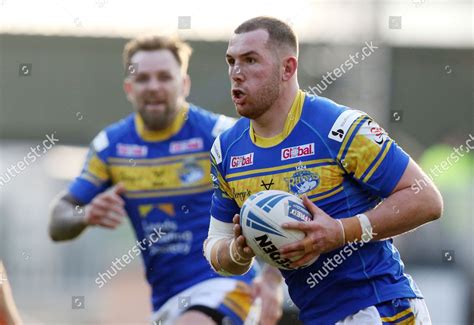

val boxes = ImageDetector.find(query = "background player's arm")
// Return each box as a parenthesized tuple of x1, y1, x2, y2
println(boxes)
(0, 262, 23, 325)
(49, 191, 88, 241)
(49, 184, 127, 241)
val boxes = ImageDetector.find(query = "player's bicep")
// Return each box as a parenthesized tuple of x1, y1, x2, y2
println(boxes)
(391, 158, 427, 193)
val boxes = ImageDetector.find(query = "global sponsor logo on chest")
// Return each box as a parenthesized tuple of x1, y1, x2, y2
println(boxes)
(281, 143, 315, 160)
(169, 137, 204, 154)
(230, 153, 254, 169)
(116, 143, 148, 157)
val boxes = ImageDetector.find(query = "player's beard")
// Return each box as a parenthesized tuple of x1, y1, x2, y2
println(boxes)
(236, 68, 281, 120)
(138, 102, 177, 131)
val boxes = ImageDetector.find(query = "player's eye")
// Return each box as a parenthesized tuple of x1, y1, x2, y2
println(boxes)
(246, 57, 256, 64)
(135, 74, 149, 83)
(226, 58, 235, 66)
(158, 74, 172, 82)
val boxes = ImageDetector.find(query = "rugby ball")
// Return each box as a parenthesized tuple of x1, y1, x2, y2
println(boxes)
(240, 190, 318, 270)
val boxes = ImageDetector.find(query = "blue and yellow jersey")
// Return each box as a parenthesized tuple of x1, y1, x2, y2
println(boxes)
(210, 91, 422, 324)
(68, 103, 255, 311)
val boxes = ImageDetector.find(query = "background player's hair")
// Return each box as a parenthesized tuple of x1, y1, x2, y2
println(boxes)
(234, 16, 298, 57)
(122, 36, 193, 74)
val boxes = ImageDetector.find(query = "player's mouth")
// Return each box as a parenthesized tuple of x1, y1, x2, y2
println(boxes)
(144, 99, 166, 110)
(232, 89, 247, 105)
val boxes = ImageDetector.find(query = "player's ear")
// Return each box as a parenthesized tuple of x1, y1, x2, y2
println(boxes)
(282, 56, 298, 81)
(123, 79, 133, 101)
(182, 74, 191, 98)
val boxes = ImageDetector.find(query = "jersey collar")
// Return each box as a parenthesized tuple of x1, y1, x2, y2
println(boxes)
(249, 90, 305, 148)
(134, 103, 189, 142)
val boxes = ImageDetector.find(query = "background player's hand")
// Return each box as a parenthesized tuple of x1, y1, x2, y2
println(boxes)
(279, 196, 344, 268)
(251, 275, 283, 325)
(83, 183, 127, 229)
(232, 214, 255, 260)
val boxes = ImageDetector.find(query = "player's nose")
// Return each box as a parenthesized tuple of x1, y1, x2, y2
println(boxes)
(230, 64, 245, 82)
(146, 76, 162, 91)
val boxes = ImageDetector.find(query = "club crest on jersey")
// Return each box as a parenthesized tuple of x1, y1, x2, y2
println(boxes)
(230, 153, 254, 169)
(169, 137, 204, 154)
(285, 170, 320, 195)
(281, 143, 315, 161)
(178, 159, 204, 184)
(116, 143, 148, 157)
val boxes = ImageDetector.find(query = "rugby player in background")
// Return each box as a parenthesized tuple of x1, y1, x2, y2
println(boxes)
(49, 36, 282, 325)
(204, 17, 443, 324)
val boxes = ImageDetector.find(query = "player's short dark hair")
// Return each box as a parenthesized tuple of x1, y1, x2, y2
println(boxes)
(234, 16, 298, 56)
(122, 36, 193, 74)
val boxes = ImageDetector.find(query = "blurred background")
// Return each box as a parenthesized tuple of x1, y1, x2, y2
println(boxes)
(0, 0, 472, 324)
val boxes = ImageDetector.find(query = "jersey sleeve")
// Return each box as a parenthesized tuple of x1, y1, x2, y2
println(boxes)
(333, 113, 409, 198)
(68, 131, 112, 204)
(209, 135, 240, 222)
(211, 115, 237, 138)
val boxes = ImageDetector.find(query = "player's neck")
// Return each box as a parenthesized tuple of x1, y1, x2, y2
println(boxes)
(252, 85, 299, 138)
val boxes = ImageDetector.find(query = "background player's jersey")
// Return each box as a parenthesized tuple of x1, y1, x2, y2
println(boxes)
(210, 91, 422, 324)
(68, 104, 255, 311)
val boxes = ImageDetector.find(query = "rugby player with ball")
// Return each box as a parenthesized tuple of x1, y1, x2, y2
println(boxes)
(204, 17, 443, 324)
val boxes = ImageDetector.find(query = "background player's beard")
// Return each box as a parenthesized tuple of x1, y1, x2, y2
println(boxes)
(236, 68, 281, 120)
(138, 103, 177, 131)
